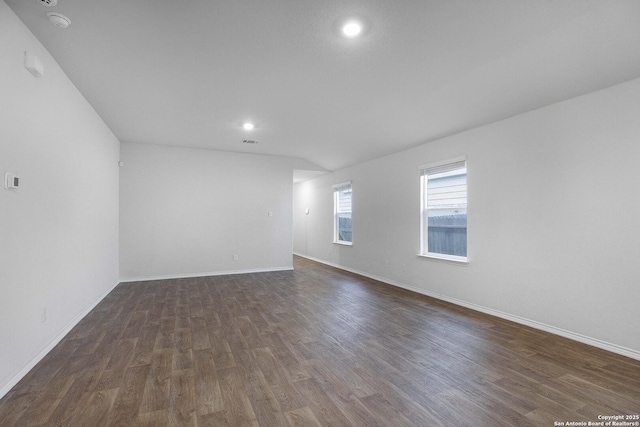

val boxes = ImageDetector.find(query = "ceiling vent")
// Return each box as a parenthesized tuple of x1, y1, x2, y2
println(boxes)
(242, 139, 259, 144)
(39, 0, 57, 6)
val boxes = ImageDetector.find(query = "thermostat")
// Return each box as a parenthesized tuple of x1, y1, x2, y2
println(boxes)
(5, 173, 20, 190)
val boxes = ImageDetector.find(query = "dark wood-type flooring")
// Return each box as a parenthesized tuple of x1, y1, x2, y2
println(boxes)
(1, 256, 639, 426)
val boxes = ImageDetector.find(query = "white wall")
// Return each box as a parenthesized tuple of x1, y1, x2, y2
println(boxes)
(0, 2, 120, 397)
(294, 77, 640, 358)
(120, 143, 293, 280)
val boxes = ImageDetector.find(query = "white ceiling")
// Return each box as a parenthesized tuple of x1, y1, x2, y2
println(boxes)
(6, 0, 640, 172)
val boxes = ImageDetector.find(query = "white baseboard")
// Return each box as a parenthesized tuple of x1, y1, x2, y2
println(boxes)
(293, 252, 640, 362)
(119, 266, 294, 283)
(0, 280, 120, 400)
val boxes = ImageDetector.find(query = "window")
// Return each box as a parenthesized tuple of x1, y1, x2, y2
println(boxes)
(333, 181, 352, 244)
(420, 159, 467, 262)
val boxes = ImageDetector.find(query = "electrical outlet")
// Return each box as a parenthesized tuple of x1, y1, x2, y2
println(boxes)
(41, 307, 47, 323)
(384, 259, 389, 268)
(233, 254, 239, 261)
(268, 210, 273, 217)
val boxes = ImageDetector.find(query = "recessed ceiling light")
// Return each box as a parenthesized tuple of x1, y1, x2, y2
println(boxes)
(242, 122, 255, 131)
(342, 20, 363, 38)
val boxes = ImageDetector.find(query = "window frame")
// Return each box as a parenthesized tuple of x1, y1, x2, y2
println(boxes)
(333, 181, 353, 246)
(419, 158, 468, 263)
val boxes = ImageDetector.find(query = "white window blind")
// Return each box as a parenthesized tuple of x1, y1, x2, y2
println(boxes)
(334, 184, 352, 213)
(419, 160, 466, 177)
(420, 161, 467, 211)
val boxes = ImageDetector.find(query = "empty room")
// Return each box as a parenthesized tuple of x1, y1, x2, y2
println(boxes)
(1, 0, 639, 426)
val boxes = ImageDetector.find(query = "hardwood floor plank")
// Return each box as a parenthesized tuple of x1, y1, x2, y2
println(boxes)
(175, 304, 191, 329)
(45, 385, 94, 427)
(359, 393, 418, 427)
(66, 388, 118, 427)
(146, 302, 165, 328)
(445, 385, 536, 427)
(492, 374, 587, 416)
(243, 367, 290, 427)
(303, 359, 382, 427)
(189, 297, 204, 319)
(202, 307, 222, 329)
(557, 373, 640, 413)
(193, 372, 223, 417)
(0, 393, 39, 427)
(105, 364, 150, 427)
(30, 365, 76, 403)
(172, 328, 193, 371)
(285, 406, 323, 427)
(236, 315, 267, 350)
(292, 378, 352, 427)
(217, 367, 259, 427)
(75, 328, 108, 356)
(495, 370, 586, 412)
(13, 396, 60, 427)
(122, 311, 149, 340)
(244, 307, 276, 336)
(1, 256, 639, 425)
(12, 362, 77, 426)
(198, 410, 232, 426)
(464, 377, 537, 416)
(137, 409, 169, 427)
(349, 357, 465, 427)
(193, 350, 223, 416)
(11, 339, 81, 398)
(261, 333, 311, 383)
(154, 317, 176, 350)
(189, 317, 212, 351)
(168, 369, 197, 426)
(253, 347, 306, 412)
(97, 338, 138, 391)
(130, 325, 160, 367)
(139, 348, 173, 414)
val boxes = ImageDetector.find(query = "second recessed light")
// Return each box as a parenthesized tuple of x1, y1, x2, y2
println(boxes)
(342, 20, 363, 38)
(243, 122, 255, 131)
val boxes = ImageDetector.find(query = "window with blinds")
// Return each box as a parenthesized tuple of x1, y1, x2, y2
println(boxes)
(333, 182, 353, 244)
(420, 160, 467, 261)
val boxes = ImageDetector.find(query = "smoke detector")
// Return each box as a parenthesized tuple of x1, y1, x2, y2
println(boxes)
(47, 12, 71, 28)
(40, 0, 57, 6)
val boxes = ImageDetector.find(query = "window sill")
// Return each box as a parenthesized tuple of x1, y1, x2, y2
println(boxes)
(417, 253, 468, 264)
(333, 241, 353, 246)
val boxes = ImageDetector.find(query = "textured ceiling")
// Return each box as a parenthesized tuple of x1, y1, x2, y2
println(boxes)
(6, 0, 640, 171)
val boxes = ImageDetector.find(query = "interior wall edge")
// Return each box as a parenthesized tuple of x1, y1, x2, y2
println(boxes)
(293, 252, 640, 362)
